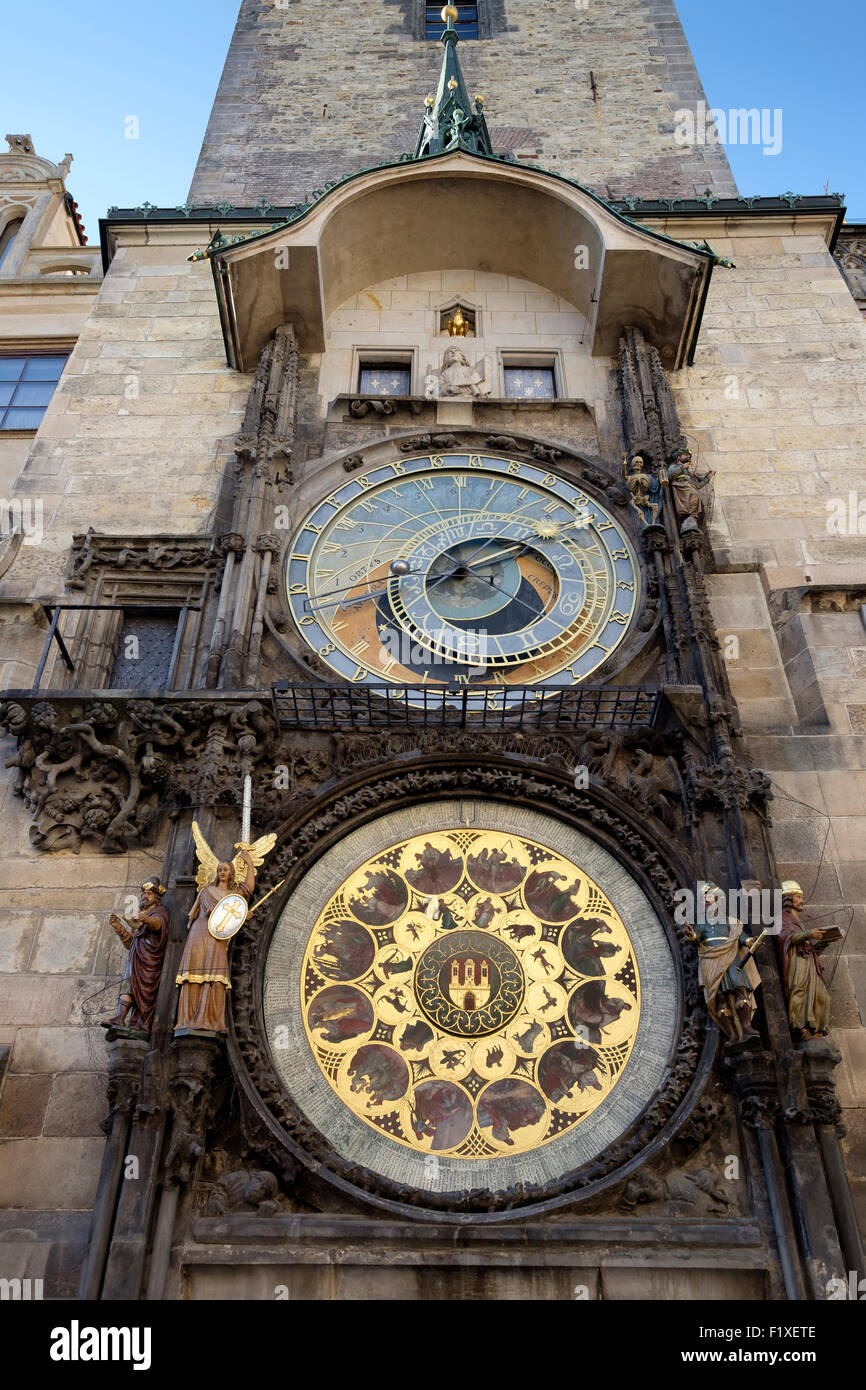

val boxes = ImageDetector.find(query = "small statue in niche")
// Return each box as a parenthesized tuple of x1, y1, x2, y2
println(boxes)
(446, 305, 473, 337)
(684, 881, 764, 1046)
(101, 877, 170, 1035)
(427, 345, 493, 400)
(662, 446, 715, 533)
(778, 880, 840, 1040)
(622, 453, 663, 528)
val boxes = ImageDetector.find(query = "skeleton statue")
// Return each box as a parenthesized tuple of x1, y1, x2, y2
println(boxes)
(622, 453, 663, 528)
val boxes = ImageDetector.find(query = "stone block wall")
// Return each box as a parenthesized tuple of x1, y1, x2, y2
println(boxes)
(0, 799, 162, 1293)
(189, 0, 736, 207)
(0, 241, 251, 692)
(671, 216, 866, 1234)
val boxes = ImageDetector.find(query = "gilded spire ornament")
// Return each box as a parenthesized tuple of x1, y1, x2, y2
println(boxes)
(413, 3, 494, 159)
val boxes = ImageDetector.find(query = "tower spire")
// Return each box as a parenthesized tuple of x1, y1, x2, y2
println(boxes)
(413, 5, 494, 159)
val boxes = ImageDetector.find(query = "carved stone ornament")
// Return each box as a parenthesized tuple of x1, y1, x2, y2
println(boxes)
(228, 761, 715, 1220)
(65, 529, 222, 590)
(233, 323, 298, 484)
(0, 696, 276, 854)
(425, 346, 493, 399)
(201, 1168, 285, 1217)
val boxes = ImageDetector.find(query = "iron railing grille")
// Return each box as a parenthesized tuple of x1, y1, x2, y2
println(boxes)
(270, 683, 661, 732)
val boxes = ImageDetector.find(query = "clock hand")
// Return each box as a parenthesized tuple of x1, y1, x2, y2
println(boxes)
(460, 515, 590, 573)
(305, 568, 422, 612)
(461, 540, 534, 571)
(473, 572, 548, 621)
(307, 559, 463, 613)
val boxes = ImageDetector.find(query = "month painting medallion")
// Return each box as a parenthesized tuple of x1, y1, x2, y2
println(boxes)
(270, 817, 651, 1164)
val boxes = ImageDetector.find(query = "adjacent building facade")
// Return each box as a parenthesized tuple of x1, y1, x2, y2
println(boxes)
(0, 1, 864, 1300)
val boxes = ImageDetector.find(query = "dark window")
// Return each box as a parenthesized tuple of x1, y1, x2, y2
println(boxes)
(0, 354, 69, 431)
(358, 363, 412, 396)
(503, 366, 557, 401)
(0, 218, 24, 271)
(425, 4, 479, 39)
(109, 611, 180, 689)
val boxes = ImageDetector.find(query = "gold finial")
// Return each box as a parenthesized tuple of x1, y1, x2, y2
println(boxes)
(474, 93, 484, 106)
(442, 5, 459, 22)
(448, 77, 459, 92)
(425, 94, 435, 108)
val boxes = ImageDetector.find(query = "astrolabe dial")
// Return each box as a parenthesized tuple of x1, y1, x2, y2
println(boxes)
(285, 453, 640, 701)
(290, 828, 641, 1158)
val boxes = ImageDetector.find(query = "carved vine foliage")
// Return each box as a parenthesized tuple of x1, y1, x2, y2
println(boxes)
(0, 691, 773, 856)
(65, 531, 225, 591)
(0, 696, 277, 853)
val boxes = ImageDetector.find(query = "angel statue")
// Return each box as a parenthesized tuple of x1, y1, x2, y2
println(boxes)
(175, 822, 276, 1036)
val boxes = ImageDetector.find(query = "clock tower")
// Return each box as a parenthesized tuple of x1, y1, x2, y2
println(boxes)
(0, 2, 864, 1305)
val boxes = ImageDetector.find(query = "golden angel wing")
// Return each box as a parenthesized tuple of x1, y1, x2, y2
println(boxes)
(191, 820, 219, 892)
(232, 832, 277, 886)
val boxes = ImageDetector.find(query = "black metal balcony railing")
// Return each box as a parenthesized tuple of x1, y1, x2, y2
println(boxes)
(270, 683, 661, 732)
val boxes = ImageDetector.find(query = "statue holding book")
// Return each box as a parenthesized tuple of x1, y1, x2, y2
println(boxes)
(778, 880, 838, 1040)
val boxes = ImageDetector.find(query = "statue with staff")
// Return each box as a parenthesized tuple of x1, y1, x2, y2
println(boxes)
(175, 775, 282, 1036)
(684, 881, 764, 1047)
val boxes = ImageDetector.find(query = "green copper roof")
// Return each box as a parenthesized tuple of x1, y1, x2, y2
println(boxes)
(414, 7, 493, 159)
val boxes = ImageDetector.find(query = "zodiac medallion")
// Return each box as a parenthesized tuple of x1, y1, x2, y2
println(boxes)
(296, 827, 641, 1158)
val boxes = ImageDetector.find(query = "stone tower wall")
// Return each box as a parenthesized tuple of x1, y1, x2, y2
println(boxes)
(190, 0, 737, 207)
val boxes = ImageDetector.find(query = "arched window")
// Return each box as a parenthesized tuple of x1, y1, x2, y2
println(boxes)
(0, 217, 24, 271)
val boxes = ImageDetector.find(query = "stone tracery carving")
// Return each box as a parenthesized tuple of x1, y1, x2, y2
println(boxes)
(65, 529, 222, 590)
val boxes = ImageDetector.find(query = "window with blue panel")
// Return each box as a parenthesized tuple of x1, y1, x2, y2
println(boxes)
(0, 355, 69, 430)
(358, 363, 412, 396)
(425, 4, 479, 39)
(503, 366, 557, 400)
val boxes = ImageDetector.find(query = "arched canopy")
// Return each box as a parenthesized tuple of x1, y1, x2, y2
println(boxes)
(209, 151, 713, 372)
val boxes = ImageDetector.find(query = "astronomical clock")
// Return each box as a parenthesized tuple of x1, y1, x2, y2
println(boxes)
(262, 802, 679, 1200)
(228, 444, 692, 1217)
(285, 452, 640, 698)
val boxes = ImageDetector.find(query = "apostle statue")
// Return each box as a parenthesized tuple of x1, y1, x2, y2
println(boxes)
(778, 880, 835, 1040)
(428, 345, 492, 399)
(684, 881, 763, 1046)
(102, 877, 170, 1034)
(175, 822, 276, 1036)
(663, 447, 715, 533)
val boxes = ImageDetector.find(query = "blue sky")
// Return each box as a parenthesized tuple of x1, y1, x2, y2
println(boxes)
(3, 0, 863, 238)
